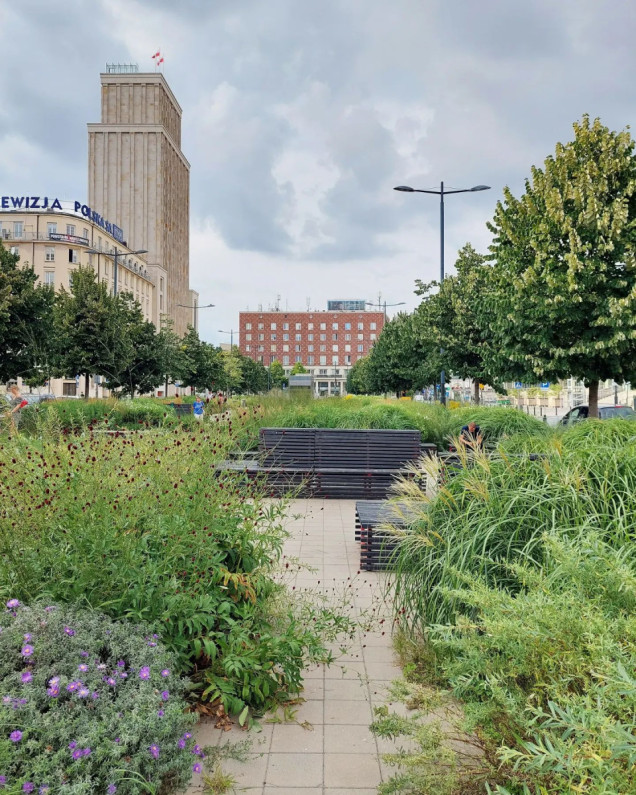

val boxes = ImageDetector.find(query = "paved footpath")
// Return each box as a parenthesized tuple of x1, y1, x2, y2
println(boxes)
(186, 498, 403, 794)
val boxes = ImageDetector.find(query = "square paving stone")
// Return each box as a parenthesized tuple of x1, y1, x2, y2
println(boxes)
(266, 752, 323, 787)
(324, 752, 382, 788)
(271, 723, 323, 753)
(324, 678, 370, 701)
(324, 699, 373, 725)
(324, 723, 378, 754)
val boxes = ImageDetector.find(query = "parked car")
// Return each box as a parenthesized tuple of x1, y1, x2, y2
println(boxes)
(559, 404, 636, 425)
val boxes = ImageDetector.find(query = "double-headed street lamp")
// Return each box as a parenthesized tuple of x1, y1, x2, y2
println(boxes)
(365, 300, 406, 319)
(394, 182, 491, 406)
(86, 247, 148, 295)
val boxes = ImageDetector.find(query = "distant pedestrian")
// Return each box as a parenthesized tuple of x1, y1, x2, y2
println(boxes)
(193, 397, 205, 422)
(6, 385, 28, 434)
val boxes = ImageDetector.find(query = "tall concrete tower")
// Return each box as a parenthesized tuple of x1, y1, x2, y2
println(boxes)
(88, 68, 191, 334)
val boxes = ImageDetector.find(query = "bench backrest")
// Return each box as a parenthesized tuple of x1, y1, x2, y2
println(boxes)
(259, 427, 421, 469)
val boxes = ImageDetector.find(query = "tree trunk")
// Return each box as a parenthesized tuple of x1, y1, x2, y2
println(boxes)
(84, 373, 90, 399)
(588, 379, 599, 418)
(473, 379, 480, 405)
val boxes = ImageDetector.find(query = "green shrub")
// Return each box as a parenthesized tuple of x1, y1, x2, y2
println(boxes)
(0, 601, 198, 794)
(443, 407, 548, 446)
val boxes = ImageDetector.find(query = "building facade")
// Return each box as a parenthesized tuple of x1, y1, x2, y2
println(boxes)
(88, 69, 192, 335)
(0, 204, 164, 396)
(239, 307, 385, 396)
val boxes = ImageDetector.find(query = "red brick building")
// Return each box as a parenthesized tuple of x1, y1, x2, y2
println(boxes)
(238, 307, 385, 396)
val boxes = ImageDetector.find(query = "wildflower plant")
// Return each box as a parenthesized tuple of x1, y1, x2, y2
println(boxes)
(0, 602, 198, 794)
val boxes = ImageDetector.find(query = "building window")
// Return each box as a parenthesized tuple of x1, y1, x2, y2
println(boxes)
(258, 345, 264, 352)
(358, 322, 364, 330)
(308, 333, 314, 341)
(271, 333, 277, 340)
(68, 249, 78, 264)
(345, 344, 351, 352)
(245, 333, 252, 341)
(47, 222, 57, 236)
(295, 333, 302, 341)
(308, 344, 314, 352)
(283, 344, 289, 352)
(320, 323, 326, 330)
(245, 323, 252, 330)
(13, 222, 23, 238)
(332, 344, 338, 352)
(345, 333, 351, 341)
(295, 355, 302, 362)
(358, 344, 364, 352)
(83, 228, 89, 240)
(66, 224, 75, 236)
(308, 355, 314, 365)
(45, 247, 55, 262)
(62, 382, 77, 397)
(308, 323, 314, 330)
(283, 322, 289, 330)
(270, 344, 276, 352)
(283, 333, 289, 341)
(258, 333, 264, 341)
(345, 355, 351, 365)
(332, 356, 339, 365)
(283, 355, 290, 366)
(270, 322, 276, 330)
(245, 345, 251, 352)
(258, 322, 264, 329)
(332, 322, 338, 330)
(320, 333, 326, 341)
(320, 344, 326, 352)
(44, 271, 55, 286)
(370, 322, 377, 330)
(295, 323, 301, 330)
(345, 322, 351, 330)
(295, 345, 301, 352)
(320, 356, 327, 366)
(332, 333, 338, 341)
(370, 333, 376, 340)
(358, 333, 364, 340)
(319, 369, 328, 375)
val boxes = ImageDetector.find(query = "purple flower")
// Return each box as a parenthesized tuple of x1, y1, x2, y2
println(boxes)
(21, 672, 32, 684)
(78, 687, 90, 698)
(10, 731, 22, 742)
(79, 650, 89, 658)
(192, 762, 202, 774)
(119, 672, 127, 679)
(157, 709, 164, 717)
(6, 599, 20, 609)
(96, 663, 106, 671)
(192, 744, 203, 757)
(183, 732, 192, 740)
(91, 691, 99, 700)
(160, 669, 170, 678)
(2, 696, 10, 704)
(114, 737, 121, 744)
(82, 748, 91, 757)
(44, 606, 55, 612)
(23, 634, 31, 642)
(177, 738, 186, 749)
(64, 626, 75, 636)
(48, 676, 60, 686)
(107, 786, 117, 795)
(66, 681, 80, 693)
(104, 677, 117, 688)
(68, 741, 77, 749)
(78, 664, 88, 673)
(46, 686, 59, 698)
(22, 783, 34, 793)
(21, 645, 34, 658)
(38, 787, 50, 794)
(161, 690, 169, 701)
(147, 641, 157, 647)
(149, 743, 160, 759)
(0, 775, 6, 785)
(71, 749, 83, 760)
(138, 666, 150, 680)
(116, 660, 125, 668)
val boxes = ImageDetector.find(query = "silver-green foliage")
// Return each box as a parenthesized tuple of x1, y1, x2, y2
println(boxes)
(0, 602, 197, 794)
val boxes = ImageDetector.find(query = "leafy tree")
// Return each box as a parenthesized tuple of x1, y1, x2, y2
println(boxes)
(268, 360, 287, 389)
(220, 348, 243, 395)
(240, 355, 268, 393)
(346, 356, 373, 394)
(0, 244, 56, 385)
(290, 361, 308, 375)
(416, 244, 500, 404)
(53, 267, 123, 397)
(104, 294, 166, 396)
(177, 327, 223, 393)
(487, 115, 636, 417)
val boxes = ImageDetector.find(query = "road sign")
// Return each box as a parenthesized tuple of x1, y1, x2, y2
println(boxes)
(514, 381, 523, 389)
(540, 382, 550, 390)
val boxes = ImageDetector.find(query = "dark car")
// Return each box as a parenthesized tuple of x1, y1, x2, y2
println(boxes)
(559, 404, 636, 425)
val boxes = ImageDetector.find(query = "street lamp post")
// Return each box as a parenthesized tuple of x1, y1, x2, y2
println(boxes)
(86, 247, 148, 296)
(218, 329, 236, 349)
(394, 182, 490, 406)
(365, 300, 406, 321)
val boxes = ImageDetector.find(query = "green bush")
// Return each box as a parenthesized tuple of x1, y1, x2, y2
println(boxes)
(443, 407, 548, 446)
(0, 601, 197, 794)
(0, 426, 347, 720)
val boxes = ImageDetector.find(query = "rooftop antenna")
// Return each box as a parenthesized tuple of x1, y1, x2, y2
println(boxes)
(306, 297, 311, 310)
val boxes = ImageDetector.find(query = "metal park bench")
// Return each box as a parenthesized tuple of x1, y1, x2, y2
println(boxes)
(218, 427, 427, 499)
(355, 500, 423, 571)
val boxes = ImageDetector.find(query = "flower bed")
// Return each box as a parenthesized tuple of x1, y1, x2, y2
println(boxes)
(0, 601, 199, 794)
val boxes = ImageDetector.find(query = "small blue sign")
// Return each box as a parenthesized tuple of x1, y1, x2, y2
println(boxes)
(514, 381, 523, 389)
(540, 382, 550, 390)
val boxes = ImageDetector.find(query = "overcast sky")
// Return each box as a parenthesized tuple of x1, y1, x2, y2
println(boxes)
(2, 0, 636, 344)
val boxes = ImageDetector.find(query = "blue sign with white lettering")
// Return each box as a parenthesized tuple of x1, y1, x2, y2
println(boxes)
(540, 382, 550, 390)
(514, 382, 523, 389)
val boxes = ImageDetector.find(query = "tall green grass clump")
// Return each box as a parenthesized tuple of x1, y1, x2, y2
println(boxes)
(390, 420, 636, 628)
